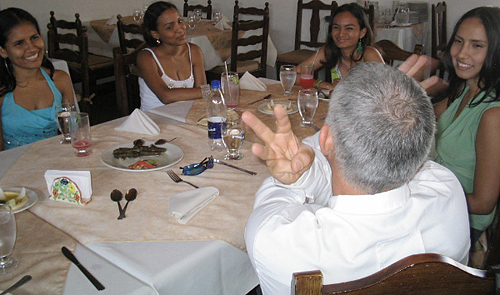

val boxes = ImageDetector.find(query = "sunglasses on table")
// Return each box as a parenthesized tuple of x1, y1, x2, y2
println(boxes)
(180, 156, 214, 176)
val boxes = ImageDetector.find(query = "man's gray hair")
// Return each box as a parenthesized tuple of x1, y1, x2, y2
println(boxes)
(325, 62, 435, 194)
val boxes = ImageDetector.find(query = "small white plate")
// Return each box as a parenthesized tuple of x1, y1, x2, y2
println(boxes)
(101, 142, 184, 172)
(258, 102, 298, 115)
(2, 187, 38, 214)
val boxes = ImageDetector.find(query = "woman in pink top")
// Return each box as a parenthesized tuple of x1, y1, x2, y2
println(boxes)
(137, 1, 207, 111)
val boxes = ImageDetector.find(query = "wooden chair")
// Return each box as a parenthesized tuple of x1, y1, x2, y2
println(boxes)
(482, 199, 500, 269)
(113, 43, 146, 117)
(47, 11, 114, 113)
(275, 0, 338, 79)
(431, 2, 447, 60)
(375, 39, 423, 66)
(117, 14, 143, 54)
(292, 253, 499, 295)
(207, 1, 270, 79)
(183, 0, 212, 19)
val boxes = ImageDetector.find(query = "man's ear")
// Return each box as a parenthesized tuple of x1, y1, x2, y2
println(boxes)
(318, 124, 334, 157)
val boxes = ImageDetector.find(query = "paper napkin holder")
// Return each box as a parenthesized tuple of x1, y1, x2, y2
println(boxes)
(44, 170, 93, 205)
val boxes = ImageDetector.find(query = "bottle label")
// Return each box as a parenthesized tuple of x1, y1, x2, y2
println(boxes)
(208, 117, 226, 139)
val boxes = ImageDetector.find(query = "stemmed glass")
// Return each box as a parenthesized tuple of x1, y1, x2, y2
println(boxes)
(133, 8, 142, 24)
(297, 89, 319, 127)
(0, 204, 18, 274)
(222, 119, 245, 160)
(188, 14, 196, 30)
(280, 65, 297, 96)
(55, 102, 76, 144)
(69, 112, 93, 157)
(213, 10, 222, 24)
(194, 8, 202, 23)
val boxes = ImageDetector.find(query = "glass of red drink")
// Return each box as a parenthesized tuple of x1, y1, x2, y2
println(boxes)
(300, 64, 314, 89)
(69, 112, 92, 157)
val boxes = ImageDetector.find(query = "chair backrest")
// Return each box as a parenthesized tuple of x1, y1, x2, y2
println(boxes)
(292, 253, 497, 295)
(362, 4, 375, 33)
(483, 198, 500, 269)
(230, 1, 270, 77)
(113, 43, 146, 116)
(375, 39, 423, 66)
(431, 1, 447, 60)
(294, 0, 338, 50)
(117, 14, 143, 54)
(183, 0, 213, 19)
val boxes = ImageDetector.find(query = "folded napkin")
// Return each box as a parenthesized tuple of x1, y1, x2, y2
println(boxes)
(214, 15, 231, 30)
(148, 101, 195, 123)
(115, 108, 160, 135)
(169, 186, 219, 224)
(45, 170, 93, 205)
(239, 71, 267, 91)
(105, 15, 115, 25)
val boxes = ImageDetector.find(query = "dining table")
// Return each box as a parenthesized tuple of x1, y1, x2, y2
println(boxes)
(84, 16, 278, 71)
(0, 79, 327, 294)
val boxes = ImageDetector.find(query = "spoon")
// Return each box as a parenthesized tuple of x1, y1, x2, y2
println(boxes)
(121, 188, 138, 219)
(110, 189, 124, 220)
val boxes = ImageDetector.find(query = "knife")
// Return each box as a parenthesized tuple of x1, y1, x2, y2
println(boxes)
(61, 246, 105, 291)
(249, 94, 271, 105)
(0, 275, 32, 295)
(214, 158, 257, 175)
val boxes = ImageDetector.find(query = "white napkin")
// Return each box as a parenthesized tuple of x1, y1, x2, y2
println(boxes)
(105, 15, 115, 25)
(44, 170, 93, 205)
(148, 101, 195, 123)
(239, 71, 267, 91)
(115, 108, 160, 135)
(214, 15, 231, 30)
(169, 186, 219, 224)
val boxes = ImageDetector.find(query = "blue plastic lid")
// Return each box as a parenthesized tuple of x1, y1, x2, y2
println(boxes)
(210, 80, 221, 89)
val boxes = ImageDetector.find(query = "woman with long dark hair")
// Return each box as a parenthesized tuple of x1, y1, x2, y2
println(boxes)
(0, 7, 74, 150)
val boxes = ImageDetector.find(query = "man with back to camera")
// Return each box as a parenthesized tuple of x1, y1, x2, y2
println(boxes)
(242, 62, 470, 295)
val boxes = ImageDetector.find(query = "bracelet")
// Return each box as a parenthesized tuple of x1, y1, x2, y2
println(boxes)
(315, 80, 323, 89)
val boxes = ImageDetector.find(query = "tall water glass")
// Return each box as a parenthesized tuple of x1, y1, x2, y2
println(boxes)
(280, 65, 297, 96)
(222, 120, 245, 160)
(221, 71, 240, 109)
(69, 112, 92, 157)
(300, 64, 314, 89)
(194, 8, 202, 23)
(0, 204, 18, 274)
(188, 15, 196, 30)
(55, 102, 76, 144)
(213, 10, 222, 24)
(133, 8, 142, 24)
(297, 89, 319, 126)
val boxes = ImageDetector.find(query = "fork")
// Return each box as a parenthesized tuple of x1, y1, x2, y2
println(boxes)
(166, 170, 199, 188)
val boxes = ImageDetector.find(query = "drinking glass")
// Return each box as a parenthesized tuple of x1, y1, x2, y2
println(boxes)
(297, 89, 319, 126)
(222, 120, 245, 160)
(69, 112, 92, 157)
(213, 10, 222, 24)
(0, 204, 18, 274)
(133, 9, 142, 24)
(55, 102, 76, 144)
(394, 5, 410, 25)
(188, 15, 196, 30)
(221, 71, 240, 108)
(300, 64, 314, 89)
(279, 65, 297, 96)
(194, 8, 202, 23)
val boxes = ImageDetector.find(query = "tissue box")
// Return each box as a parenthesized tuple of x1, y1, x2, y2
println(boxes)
(44, 170, 93, 205)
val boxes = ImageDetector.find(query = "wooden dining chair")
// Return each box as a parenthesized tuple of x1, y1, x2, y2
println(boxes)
(113, 43, 146, 116)
(375, 39, 423, 66)
(47, 11, 114, 113)
(183, 0, 212, 19)
(481, 198, 500, 269)
(117, 14, 143, 54)
(292, 253, 499, 295)
(431, 2, 447, 61)
(206, 1, 270, 79)
(275, 0, 338, 79)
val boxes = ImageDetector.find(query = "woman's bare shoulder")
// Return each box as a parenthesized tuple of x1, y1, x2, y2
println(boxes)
(364, 46, 384, 62)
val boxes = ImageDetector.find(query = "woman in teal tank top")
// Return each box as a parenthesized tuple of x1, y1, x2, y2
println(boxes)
(433, 7, 500, 243)
(0, 8, 74, 150)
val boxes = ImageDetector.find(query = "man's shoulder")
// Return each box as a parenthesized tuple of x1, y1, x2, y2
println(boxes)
(410, 160, 464, 198)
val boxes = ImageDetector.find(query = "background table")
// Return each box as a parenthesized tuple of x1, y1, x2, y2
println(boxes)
(375, 22, 430, 53)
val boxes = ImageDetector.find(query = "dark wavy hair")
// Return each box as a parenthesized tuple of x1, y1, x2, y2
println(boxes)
(0, 7, 54, 97)
(142, 1, 178, 47)
(443, 6, 500, 106)
(322, 3, 373, 70)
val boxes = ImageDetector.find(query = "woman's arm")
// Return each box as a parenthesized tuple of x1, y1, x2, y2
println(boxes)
(190, 44, 207, 87)
(137, 47, 202, 104)
(467, 107, 500, 214)
(52, 70, 75, 104)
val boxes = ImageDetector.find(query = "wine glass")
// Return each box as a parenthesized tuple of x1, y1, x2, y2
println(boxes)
(133, 8, 142, 24)
(69, 112, 93, 157)
(193, 8, 202, 23)
(55, 102, 76, 144)
(188, 14, 196, 30)
(280, 65, 297, 96)
(297, 89, 319, 127)
(222, 119, 245, 160)
(213, 10, 222, 24)
(0, 204, 18, 274)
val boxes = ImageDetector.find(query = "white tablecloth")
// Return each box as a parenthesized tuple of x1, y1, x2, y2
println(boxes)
(375, 22, 430, 54)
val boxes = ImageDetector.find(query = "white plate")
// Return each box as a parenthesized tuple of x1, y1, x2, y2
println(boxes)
(318, 91, 330, 101)
(101, 142, 184, 172)
(258, 102, 298, 115)
(2, 187, 38, 214)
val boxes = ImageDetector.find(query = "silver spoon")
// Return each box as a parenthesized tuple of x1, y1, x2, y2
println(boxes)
(121, 188, 137, 219)
(110, 189, 124, 220)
